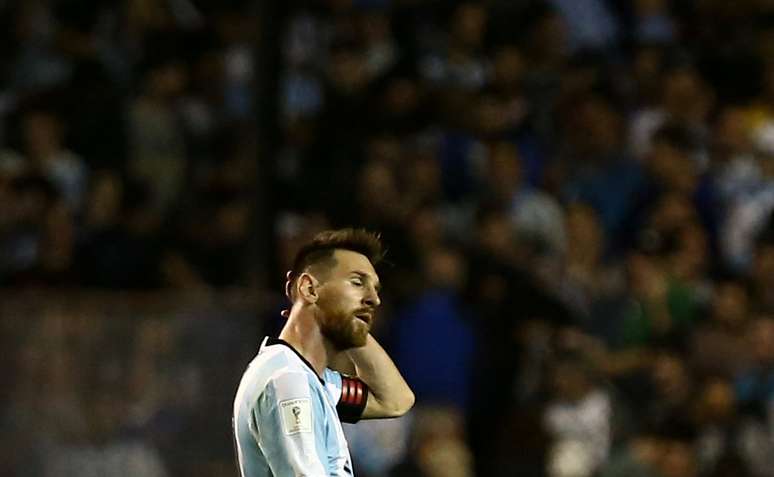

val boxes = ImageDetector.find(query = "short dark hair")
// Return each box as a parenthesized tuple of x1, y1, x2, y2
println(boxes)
(288, 228, 384, 297)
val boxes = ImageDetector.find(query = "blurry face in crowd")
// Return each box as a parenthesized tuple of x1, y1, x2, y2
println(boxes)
(41, 201, 75, 265)
(648, 193, 696, 233)
(215, 200, 251, 243)
(312, 250, 381, 350)
(530, 12, 568, 63)
(695, 378, 735, 424)
(476, 95, 509, 135)
(662, 67, 712, 123)
(633, 46, 664, 101)
(658, 440, 697, 477)
(651, 353, 690, 402)
(565, 203, 603, 265)
(564, 96, 621, 156)
(418, 438, 473, 477)
(410, 206, 444, 250)
(487, 141, 522, 200)
(406, 153, 442, 201)
(627, 250, 665, 299)
(583, 98, 621, 154)
(648, 142, 698, 194)
(413, 407, 473, 477)
(383, 78, 419, 115)
(451, 3, 487, 50)
(423, 246, 466, 290)
(668, 222, 708, 281)
(493, 46, 525, 90)
(149, 63, 188, 98)
(631, 435, 663, 469)
(753, 243, 774, 294)
(329, 49, 367, 93)
(358, 158, 400, 220)
(550, 361, 592, 402)
(23, 111, 62, 159)
(87, 172, 123, 226)
(361, 11, 391, 45)
(366, 135, 401, 164)
(711, 281, 748, 328)
(477, 210, 515, 258)
(747, 318, 774, 366)
(715, 107, 752, 156)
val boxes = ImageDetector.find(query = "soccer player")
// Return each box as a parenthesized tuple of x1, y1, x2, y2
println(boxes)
(233, 228, 415, 476)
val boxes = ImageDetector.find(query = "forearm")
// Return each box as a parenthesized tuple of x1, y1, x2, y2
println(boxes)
(345, 334, 415, 418)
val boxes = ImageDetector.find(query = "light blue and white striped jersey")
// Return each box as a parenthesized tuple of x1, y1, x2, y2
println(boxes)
(233, 337, 355, 477)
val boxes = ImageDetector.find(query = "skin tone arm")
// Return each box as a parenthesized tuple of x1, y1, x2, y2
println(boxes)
(339, 333, 415, 418)
(294, 318, 415, 419)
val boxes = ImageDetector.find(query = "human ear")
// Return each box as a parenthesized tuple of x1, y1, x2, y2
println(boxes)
(298, 273, 319, 303)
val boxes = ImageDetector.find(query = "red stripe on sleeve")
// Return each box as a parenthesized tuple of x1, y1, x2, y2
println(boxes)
(354, 381, 364, 405)
(343, 379, 353, 404)
(342, 379, 350, 404)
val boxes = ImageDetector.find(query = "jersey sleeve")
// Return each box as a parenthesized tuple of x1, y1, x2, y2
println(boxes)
(251, 371, 328, 476)
(324, 368, 368, 424)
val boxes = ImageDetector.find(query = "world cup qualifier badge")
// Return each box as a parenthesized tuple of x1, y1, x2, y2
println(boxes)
(280, 398, 312, 435)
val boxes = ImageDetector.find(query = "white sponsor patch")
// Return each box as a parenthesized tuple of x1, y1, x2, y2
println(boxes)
(280, 398, 312, 435)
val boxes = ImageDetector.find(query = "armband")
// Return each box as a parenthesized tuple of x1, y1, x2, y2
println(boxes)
(337, 376, 368, 423)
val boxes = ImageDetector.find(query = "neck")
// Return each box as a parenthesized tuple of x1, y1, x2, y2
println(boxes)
(278, 304, 337, 377)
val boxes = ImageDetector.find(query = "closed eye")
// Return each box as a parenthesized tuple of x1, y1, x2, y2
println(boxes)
(351, 271, 380, 291)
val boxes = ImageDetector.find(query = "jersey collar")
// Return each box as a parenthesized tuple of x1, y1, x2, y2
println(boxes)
(263, 336, 325, 384)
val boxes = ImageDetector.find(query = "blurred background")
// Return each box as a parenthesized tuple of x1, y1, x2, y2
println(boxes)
(3, 0, 774, 476)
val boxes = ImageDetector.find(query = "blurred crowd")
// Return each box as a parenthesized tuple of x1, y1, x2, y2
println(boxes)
(0, 294, 262, 477)
(0, 0, 263, 290)
(5, 0, 774, 477)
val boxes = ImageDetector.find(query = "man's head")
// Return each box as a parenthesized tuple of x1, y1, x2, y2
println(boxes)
(648, 123, 700, 194)
(287, 228, 384, 350)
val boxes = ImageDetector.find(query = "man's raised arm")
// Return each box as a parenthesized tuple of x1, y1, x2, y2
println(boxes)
(343, 334, 414, 419)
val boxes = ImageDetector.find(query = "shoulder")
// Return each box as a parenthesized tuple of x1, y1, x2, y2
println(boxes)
(265, 368, 317, 400)
(236, 345, 310, 405)
(245, 340, 313, 382)
(251, 345, 322, 399)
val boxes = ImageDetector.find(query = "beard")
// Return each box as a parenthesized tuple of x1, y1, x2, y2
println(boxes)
(317, 303, 370, 350)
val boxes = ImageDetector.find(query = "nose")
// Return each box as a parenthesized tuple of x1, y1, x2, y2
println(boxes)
(363, 287, 381, 308)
